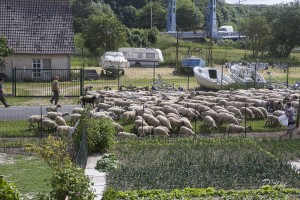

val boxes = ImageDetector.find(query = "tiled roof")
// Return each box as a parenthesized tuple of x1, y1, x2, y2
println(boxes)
(0, 0, 75, 54)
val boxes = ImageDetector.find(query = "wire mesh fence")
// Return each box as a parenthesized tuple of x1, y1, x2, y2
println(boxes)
(75, 126, 87, 169)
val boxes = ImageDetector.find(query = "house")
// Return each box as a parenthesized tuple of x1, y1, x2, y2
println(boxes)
(0, 0, 75, 81)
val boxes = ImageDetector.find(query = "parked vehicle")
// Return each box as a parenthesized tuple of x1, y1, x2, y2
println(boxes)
(118, 48, 164, 67)
(100, 51, 130, 77)
(218, 26, 234, 33)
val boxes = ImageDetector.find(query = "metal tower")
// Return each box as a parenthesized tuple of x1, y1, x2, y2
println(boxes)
(166, 0, 176, 32)
(195, 0, 200, 29)
(206, 0, 218, 39)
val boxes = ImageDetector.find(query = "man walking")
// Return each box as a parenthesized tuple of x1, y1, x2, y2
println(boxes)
(50, 76, 60, 105)
(0, 77, 10, 108)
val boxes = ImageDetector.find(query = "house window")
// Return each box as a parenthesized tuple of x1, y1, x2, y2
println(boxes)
(32, 59, 41, 79)
(146, 53, 155, 59)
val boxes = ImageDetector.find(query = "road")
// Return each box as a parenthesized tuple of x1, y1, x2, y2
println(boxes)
(0, 105, 79, 120)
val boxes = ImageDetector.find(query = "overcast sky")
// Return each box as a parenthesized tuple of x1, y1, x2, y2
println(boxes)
(225, 0, 296, 5)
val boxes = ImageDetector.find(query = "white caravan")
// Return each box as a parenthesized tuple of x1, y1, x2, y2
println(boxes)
(218, 26, 234, 33)
(118, 48, 164, 67)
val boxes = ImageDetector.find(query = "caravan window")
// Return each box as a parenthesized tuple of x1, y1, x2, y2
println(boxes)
(122, 52, 128, 57)
(138, 53, 143, 58)
(146, 53, 155, 59)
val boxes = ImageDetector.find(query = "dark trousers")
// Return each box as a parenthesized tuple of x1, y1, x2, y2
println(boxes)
(0, 93, 8, 106)
(50, 90, 59, 105)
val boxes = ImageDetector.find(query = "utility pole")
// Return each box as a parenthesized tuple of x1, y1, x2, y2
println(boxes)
(150, 0, 153, 29)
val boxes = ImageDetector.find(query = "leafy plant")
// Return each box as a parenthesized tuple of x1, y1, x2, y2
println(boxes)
(0, 175, 20, 200)
(96, 154, 119, 172)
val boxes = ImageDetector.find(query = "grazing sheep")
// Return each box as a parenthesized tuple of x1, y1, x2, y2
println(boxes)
(153, 126, 169, 137)
(177, 107, 196, 118)
(179, 126, 195, 136)
(239, 107, 255, 119)
(123, 110, 136, 123)
(107, 107, 126, 118)
(46, 105, 61, 112)
(117, 132, 137, 139)
(70, 113, 81, 125)
(154, 110, 167, 117)
(265, 115, 281, 127)
(55, 116, 67, 126)
(167, 113, 181, 120)
(257, 107, 268, 118)
(168, 117, 184, 131)
(57, 125, 74, 136)
(97, 103, 113, 110)
(91, 112, 113, 121)
(226, 106, 243, 119)
(79, 95, 98, 107)
(138, 126, 154, 136)
(162, 106, 180, 116)
(147, 115, 161, 127)
(181, 117, 193, 130)
(46, 112, 69, 120)
(42, 119, 58, 131)
(72, 107, 85, 114)
(135, 116, 143, 121)
(112, 122, 124, 133)
(248, 106, 265, 118)
(156, 115, 172, 130)
(226, 124, 252, 135)
(134, 119, 149, 130)
(218, 113, 239, 126)
(203, 116, 217, 132)
(28, 115, 49, 129)
(203, 110, 219, 122)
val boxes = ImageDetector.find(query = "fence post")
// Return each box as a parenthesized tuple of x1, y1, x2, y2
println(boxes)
(244, 104, 247, 137)
(13, 67, 17, 96)
(254, 60, 257, 89)
(187, 68, 190, 90)
(80, 69, 83, 96)
(117, 64, 120, 90)
(221, 63, 224, 90)
(153, 62, 156, 84)
(286, 63, 289, 88)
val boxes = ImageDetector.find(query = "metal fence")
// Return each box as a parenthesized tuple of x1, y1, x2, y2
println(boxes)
(11, 68, 84, 97)
(75, 127, 87, 169)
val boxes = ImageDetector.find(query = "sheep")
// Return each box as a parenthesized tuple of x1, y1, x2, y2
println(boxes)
(257, 107, 268, 118)
(97, 103, 113, 110)
(117, 132, 137, 139)
(239, 107, 255, 119)
(203, 116, 217, 132)
(70, 113, 81, 125)
(57, 125, 74, 136)
(91, 112, 113, 121)
(134, 119, 148, 130)
(156, 115, 172, 130)
(28, 115, 49, 129)
(226, 106, 243, 119)
(147, 115, 161, 127)
(154, 110, 167, 117)
(123, 110, 136, 123)
(135, 116, 143, 121)
(248, 106, 265, 118)
(225, 124, 252, 135)
(272, 110, 285, 117)
(72, 107, 85, 114)
(107, 107, 126, 118)
(153, 126, 169, 137)
(162, 105, 180, 116)
(46, 105, 61, 112)
(55, 116, 67, 126)
(177, 107, 196, 118)
(265, 115, 281, 127)
(138, 126, 154, 136)
(218, 113, 239, 126)
(168, 117, 184, 131)
(203, 110, 218, 121)
(46, 112, 69, 120)
(112, 122, 124, 133)
(179, 126, 195, 136)
(167, 113, 181, 120)
(79, 95, 98, 107)
(41, 119, 58, 131)
(181, 117, 193, 130)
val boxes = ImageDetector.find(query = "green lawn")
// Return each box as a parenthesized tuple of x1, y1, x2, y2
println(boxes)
(0, 154, 52, 197)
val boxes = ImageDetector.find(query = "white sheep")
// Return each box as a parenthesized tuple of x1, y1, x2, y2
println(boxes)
(167, 113, 181, 120)
(112, 122, 124, 133)
(177, 107, 196, 118)
(147, 115, 161, 127)
(46, 112, 69, 120)
(91, 112, 113, 121)
(181, 117, 193, 130)
(203, 116, 217, 132)
(154, 110, 167, 117)
(179, 126, 195, 136)
(117, 132, 137, 139)
(265, 115, 281, 127)
(42, 119, 58, 131)
(28, 115, 49, 129)
(46, 105, 61, 112)
(55, 116, 67, 126)
(57, 125, 74, 136)
(156, 115, 172, 130)
(72, 107, 85, 114)
(248, 106, 265, 119)
(123, 110, 136, 123)
(226, 106, 243, 119)
(162, 105, 180, 116)
(239, 107, 255, 119)
(70, 113, 81, 125)
(134, 119, 149, 129)
(153, 126, 169, 137)
(97, 103, 112, 110)
(138, 126, 154, 136)
(226, 124, 252, 135)
(218, 113, 239, 125)
(203, 110, 219, 122)
(257, 107, 268, 118)
(107, 107, 126, 117)
(168, 117, 184, 130)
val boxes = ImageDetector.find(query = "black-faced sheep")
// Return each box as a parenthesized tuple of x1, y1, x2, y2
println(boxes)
(79, 95, 98, 107)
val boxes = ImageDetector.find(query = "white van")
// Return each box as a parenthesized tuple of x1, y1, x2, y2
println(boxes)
(218, 26, 234, 33)
(118, 48, 164, 67)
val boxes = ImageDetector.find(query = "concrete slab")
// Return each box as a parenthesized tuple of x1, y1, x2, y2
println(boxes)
(85, 169, 105, 176)
(89, 176, 106, 183)
(91, 185, 106, 194)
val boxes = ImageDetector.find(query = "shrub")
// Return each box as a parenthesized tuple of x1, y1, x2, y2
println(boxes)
(96, 154, 119, 172)
(0, 175, 20, 200)
(50, 164, 95, 200)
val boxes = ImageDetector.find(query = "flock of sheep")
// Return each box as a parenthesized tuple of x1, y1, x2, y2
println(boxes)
(26, 87, 300, 138)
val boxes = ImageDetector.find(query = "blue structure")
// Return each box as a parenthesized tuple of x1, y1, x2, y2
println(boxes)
(181, 57, 206, 68)
(166, 0, 177, 32)
(206, 0, 218, 39)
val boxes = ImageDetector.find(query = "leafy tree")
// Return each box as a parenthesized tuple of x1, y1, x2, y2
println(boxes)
(120, 6, 138, 28)
(82, 14, 127, 55)
(74, 33, 91, 56)
(240, 16, 271, 57)
(136, 2, 167, 30)
(0, 36, 13, 73)
(127, 28, 159, 47)
(177, 0, 201, 31)
(266, 2, 300, 58)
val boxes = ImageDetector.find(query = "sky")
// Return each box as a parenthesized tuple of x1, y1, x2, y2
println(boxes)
(225, 0, 296, 5)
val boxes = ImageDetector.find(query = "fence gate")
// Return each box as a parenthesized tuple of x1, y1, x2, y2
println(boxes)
(12, 68, 83, 97)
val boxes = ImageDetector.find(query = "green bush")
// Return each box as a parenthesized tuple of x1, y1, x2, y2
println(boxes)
(96, 154, 119, 172)
(0, 176, 20, 200)
(50, 164, 95, 200)
(74, 110, 115, 154)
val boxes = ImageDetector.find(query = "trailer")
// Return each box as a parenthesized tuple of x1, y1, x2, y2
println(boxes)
(118, 48, 164, 67)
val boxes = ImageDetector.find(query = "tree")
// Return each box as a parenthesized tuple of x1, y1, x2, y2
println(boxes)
(176, 0, 202, 31)
(0, 37, 13, 73)
(127, 28, 159, 47)
(240, 16, 271, 57)
(266, 2, 300, 58)
(136, 2, 167, 30)
(120, 6, 138, 28)
(82, 14, 127, 55)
